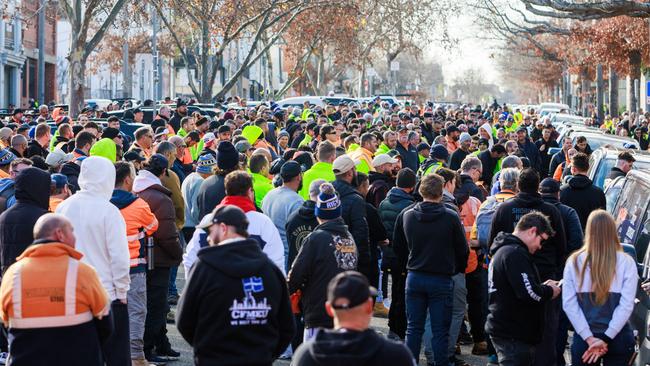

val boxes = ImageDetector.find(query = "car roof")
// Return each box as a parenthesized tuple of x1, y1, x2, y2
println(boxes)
(592, 146, 650, 161)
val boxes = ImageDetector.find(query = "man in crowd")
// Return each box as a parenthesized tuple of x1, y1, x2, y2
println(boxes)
(559, 153, 606, 230)
(132, 154, 183, 363)
(176, 205, 295, 364)
(393, 173, 468, 365)
(486, 212, 561, 366)
(262, 161, 304, 270)
(288, 182, 358, 341)
(111, 161, 160, 366)
(56, 156, 131, 366)
(0, 214, 112, 366)
(332, 155, 371, 282)
(292, 271, 414, 365)
(605, 151, 635, 187)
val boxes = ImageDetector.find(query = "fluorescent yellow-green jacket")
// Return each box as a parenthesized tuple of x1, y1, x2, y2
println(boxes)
(251, 172, 273, 208)
(347, 143, 360, 153)
(177, 128, 203, 161)
(89, 138, 117, 163)
(376, 143, 390, 155)
(299, 134, 312, 147)
(419, 154, 426, 163)
(299, 161, 335, 199)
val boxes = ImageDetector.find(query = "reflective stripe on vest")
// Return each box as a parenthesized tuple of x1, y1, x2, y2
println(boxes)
(10, 257, 93, 329)
(130, 258, 147, 266)
(127, 231, 146, 242)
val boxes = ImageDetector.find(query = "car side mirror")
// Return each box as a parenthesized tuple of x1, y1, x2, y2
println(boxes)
(548, 147, 561, 156)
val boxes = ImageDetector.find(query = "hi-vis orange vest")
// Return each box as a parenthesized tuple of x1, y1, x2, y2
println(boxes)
(0, 243, 109, 329)
(119, 198, 159, 268)
(459, 197, 481, 274)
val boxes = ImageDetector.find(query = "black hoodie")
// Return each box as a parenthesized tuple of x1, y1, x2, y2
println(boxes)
(485, 232, 554, 345)
(292, 328, 414, 366)
(394, 201, 468, 276)
(559, 174, 606, 230)
(286, 200, 318, 265)
(288, 218, 358, 328)
(0, 167, 50, 273)
(176, 238, 295, 366)
(489, 191, 567, 280)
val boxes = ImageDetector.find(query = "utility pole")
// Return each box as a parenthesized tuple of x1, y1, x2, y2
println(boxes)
(37, 0, 45, 105)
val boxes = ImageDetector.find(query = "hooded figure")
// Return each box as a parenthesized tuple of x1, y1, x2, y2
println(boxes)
(56, 156, 130, 301)
(478, 122, 494, 149)
(89, 138, 117, 163)
(0, 167, 50, 273)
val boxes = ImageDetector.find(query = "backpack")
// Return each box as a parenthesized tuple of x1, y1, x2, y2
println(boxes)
(475, 194, 510, 250)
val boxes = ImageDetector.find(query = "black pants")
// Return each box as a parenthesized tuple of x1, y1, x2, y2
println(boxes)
(387, 267, 407, 338)
(466, 266, 487, 343)
(103, 300, 130, 366)
(533, 297, 559, 366)
(144, 267, 171, 357)
(491, 336, 536, 366)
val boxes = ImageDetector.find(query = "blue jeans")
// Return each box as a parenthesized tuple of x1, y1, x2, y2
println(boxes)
(571, 327, 635, 366)
(405, 271, 454, 366)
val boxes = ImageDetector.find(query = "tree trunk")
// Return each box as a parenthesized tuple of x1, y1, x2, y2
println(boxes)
(265, 46, 274, 100)
(596, 64, 604, 123)
(199, 22, 211, 102)
(609, 66, 619, 118)
(68, 44, 86, 117)
(628, 50, 642, 113)
(580, 67, 590, 117)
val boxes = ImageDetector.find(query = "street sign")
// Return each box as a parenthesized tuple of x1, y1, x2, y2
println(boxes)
(390, 61, 400, 71)
(646, 81, 650, 106)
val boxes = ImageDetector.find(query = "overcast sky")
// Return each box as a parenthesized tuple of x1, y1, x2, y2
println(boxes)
(424, 11, 501, 85)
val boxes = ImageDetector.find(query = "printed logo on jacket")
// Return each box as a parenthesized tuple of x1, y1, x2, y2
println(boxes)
(229, 276, 272, 326)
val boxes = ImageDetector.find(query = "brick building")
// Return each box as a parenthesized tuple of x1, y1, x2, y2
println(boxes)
(0, 0, 57, 109)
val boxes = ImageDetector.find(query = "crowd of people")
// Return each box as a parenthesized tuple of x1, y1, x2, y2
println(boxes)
(0, 96, 643, 366)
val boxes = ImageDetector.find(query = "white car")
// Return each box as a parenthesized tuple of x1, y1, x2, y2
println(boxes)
(539, 102, 571, 117)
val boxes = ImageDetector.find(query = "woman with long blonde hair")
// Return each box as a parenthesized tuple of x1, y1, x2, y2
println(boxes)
(563, 210, 638, 365)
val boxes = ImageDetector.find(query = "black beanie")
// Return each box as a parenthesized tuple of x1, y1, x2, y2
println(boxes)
(217, 141, 239, 170)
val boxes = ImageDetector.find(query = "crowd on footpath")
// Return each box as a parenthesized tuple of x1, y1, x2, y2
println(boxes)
(0, 96, 646, 366)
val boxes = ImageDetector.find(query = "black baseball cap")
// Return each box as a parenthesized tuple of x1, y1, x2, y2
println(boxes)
(539, 178, 561, 194)
(124, 150, 146, 162)
(327, 271, 377, 310)
(280, 160, 303, 180)
(197, 205, 249, 231)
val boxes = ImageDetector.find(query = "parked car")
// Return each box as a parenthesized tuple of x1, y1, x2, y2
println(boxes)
(588, 147, 650, 189)
(571, 131, 639, 151)
(608, 169, 650, 366)
(276, 96, 357, 108)
(550, 113, 587, 126)
(539, 102, 572, 117)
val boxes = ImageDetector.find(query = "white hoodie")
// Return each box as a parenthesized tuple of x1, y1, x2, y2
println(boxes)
(479, 122, 494, 149)
(56, 156, 130, 301)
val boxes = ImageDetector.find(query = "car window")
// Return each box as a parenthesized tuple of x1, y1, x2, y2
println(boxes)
(615, 181, 650, 250)
(605, 177, 625, 214)
(593, 158, 614, 189)
(635, 213, 650, 268)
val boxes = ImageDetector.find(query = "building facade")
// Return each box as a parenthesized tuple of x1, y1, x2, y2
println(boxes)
(0, 0, 57, 110)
